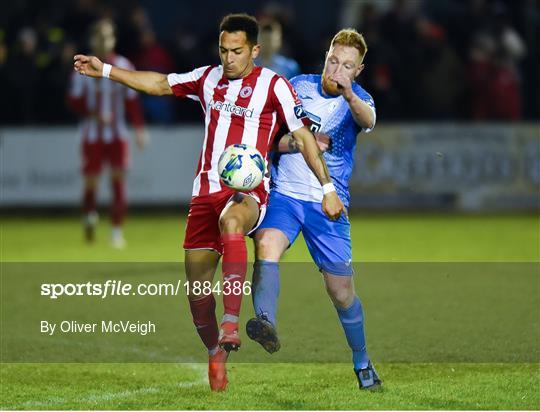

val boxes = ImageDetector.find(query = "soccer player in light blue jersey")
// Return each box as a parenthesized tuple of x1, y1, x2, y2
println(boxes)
(247, 28, 382, 390)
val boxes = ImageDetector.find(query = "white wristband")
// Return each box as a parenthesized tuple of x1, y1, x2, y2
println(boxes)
(322, 182, 336, 195)
(102, 63, 112, 79)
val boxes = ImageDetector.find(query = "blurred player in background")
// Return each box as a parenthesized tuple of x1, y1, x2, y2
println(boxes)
(247, 28, 382, 390)
(67, 19, 147, 248)
(255, 18, 300, 79)
(73, 13, 345, 391)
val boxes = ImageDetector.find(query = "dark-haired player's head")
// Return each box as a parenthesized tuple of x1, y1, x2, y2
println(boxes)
(90, 18, 116, 59)
(219, 13, 260, 79)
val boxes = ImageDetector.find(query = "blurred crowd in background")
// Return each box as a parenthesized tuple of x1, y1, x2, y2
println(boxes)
(0, 0, 538, 125)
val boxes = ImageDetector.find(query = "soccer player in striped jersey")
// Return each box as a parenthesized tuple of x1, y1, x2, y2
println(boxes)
(67, 19, 147, 248)
(247, 29, 382, 390)
(73, 13, 345, 391)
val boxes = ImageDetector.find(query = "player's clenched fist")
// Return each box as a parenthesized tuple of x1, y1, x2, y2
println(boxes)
(73, 55, 104, 78)
(322, 191, 346, 221)
(329, 72, 353, 92)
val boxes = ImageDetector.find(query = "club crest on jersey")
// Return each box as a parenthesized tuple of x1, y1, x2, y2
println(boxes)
(294, 104, 307, 119)
(240, 86, 253, 98)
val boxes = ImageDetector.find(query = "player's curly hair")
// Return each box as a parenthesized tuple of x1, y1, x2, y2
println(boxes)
(220, 13, 259, 46)
(331, 28, 368, 62)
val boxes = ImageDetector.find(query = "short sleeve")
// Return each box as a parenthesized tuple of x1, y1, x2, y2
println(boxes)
(167, 65, 211, 101)
(353, 84, 376, 133)
(271, 76, 310, 133)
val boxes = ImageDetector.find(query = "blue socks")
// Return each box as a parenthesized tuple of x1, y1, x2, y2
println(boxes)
(253, 261, 369, 370)
(252, 260, 280, 326)
(336, 296, 370, 370)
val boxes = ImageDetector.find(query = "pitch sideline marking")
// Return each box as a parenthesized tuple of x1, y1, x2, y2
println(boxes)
(9, 363, 207, 409)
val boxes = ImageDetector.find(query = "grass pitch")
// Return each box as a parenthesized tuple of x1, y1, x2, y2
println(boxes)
(1, 213, 539, 409)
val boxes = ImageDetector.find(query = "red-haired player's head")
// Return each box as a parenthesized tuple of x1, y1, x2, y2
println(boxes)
(322, 28, 367, 96)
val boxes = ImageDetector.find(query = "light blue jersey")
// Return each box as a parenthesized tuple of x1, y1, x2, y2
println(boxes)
(270, 74, 376, 207)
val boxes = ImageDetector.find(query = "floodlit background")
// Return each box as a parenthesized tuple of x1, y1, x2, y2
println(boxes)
(0, 0, 539, 410)
(1, 0, 538, 211)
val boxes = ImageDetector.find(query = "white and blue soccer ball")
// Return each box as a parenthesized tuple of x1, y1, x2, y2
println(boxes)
(218, 144, 265, 191)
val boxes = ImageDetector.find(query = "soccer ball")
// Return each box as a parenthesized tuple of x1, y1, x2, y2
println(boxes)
(218, 144, 265, 191)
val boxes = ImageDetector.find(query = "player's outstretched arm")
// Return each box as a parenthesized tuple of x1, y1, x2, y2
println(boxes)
(291, 126, 345, 220)
(73, 54, 173, 96)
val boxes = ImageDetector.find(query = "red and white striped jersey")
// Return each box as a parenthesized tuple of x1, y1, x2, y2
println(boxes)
(167, 65, 310, 197)
(67, 54, 144, 143)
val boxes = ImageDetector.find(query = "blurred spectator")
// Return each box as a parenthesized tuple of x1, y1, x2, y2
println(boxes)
(468, 2, 526, 120)
(257, 3, 309, 73)
(489, 3, 526, 120)
(255, 18, 300, 79)
(488, 51, 522, 120)
(115, 5, 148, 61)
(62, 0, 101, 47)
(3, 27, 40, 123)
(0, 0, 537, 124)
(415, 20, 465, 119)
(469, 33, 496, 119)
(469, 32, 522, 120)
(358, 3, 401, 119)
(379, 0, 422, 119)
(128, 6, 176, 124)
(132, 27, 176, 123)
(0, 30, 7, 118)
(40, 37, 79, 123)
(519, 0, 540, 119)
(171, 26, 207, 71)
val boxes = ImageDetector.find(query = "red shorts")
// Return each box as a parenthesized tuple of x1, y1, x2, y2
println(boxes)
(82, 139, 129, 175)
(183, 186, 268, 254)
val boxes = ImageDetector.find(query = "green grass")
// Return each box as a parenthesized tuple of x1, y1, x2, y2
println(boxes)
(1, 214, 538, 262)
(1, 213, 539, 410)
(1, 363, 539, 410)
